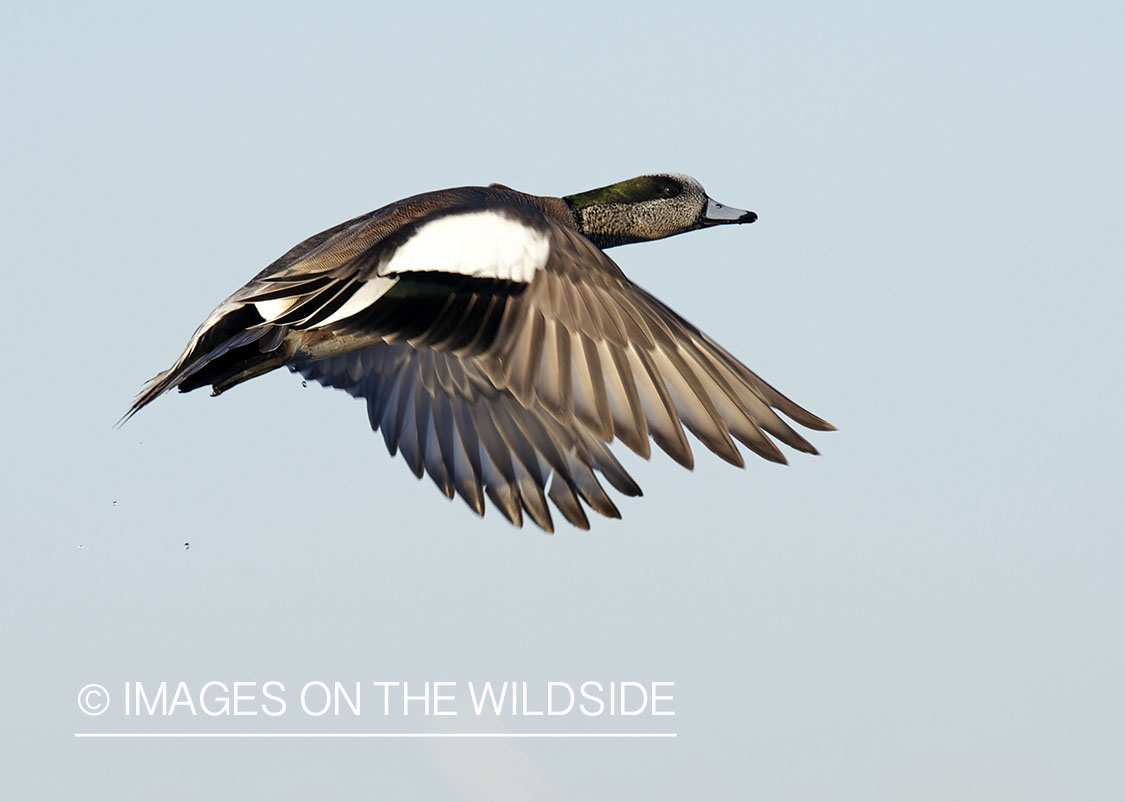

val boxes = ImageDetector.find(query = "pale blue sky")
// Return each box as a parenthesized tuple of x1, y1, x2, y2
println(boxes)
(4, 1, 1124, 799)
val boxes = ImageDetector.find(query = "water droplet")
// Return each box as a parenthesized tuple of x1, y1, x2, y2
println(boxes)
(301, 381, 308, 388)
(184, 542, 191, 550)
(112, 500, 118, 507)
(78, 544, 85, 550)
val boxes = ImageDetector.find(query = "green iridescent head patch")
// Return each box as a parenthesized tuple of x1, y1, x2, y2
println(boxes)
(563, 175, 681, 212)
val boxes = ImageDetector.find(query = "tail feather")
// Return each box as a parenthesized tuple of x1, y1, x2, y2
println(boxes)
(119, 304, 290, 426)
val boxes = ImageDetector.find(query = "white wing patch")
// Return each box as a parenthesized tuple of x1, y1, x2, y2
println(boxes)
(252, 277, 398, 327)
(253, 297, 299, 321)
(315, 276, 398, 327)
(381, 210, 550, 284)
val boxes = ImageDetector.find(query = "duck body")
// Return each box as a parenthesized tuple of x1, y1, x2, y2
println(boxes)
(126, 174, 832, 532)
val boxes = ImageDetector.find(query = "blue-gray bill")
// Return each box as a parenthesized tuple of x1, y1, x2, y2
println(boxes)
(700, 197, 758, 226)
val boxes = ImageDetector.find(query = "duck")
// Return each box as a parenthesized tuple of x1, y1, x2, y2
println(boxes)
(124, 173, 834, 532)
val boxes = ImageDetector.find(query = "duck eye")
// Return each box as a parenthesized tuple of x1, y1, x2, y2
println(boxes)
(661, 182, 681, 199)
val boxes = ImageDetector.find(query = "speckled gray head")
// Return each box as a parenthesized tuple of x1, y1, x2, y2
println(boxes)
(563, 173, 756, 249)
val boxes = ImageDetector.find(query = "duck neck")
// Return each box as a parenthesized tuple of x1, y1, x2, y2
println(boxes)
(562, 199, 649, 249)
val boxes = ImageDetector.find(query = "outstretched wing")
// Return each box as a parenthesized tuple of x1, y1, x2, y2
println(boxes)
(288, 208, 832, 530)
(295, 344, 641, 533)
(469, 224, 835, 470)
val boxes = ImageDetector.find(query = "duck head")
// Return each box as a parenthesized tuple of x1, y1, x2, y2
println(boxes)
(562, 173, 757, 249)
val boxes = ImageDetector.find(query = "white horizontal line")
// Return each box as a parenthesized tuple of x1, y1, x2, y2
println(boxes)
(75, 732, 677, 739)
